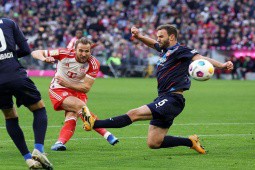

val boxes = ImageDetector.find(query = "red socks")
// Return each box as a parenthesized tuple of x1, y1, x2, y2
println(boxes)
(57, 119, 76, 144)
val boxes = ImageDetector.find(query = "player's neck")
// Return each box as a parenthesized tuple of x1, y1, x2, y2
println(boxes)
(168, 41, 179, 49)
(169, 40, 178, 45)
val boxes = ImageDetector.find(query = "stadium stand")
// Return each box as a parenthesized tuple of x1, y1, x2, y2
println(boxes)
(1, 0, 255, 79)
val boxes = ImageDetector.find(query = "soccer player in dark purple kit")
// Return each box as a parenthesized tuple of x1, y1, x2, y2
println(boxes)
(83, 24, 233, 154)
(0, 18, 53, 169)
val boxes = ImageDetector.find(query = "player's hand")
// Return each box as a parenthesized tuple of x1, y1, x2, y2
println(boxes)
(131, 26, 140, 38)
(55, 76, 70, 88)
(222, 61, 234, 70)
(44, 57, 55, 63)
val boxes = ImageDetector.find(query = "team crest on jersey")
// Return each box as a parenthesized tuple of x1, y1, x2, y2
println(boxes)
(166, 50, 171, 57)
(62, 92, 68, 96)
(49, 50, 59, 56)
(80, 65, 88, 72)
(190, 49, 198, 54)
(90, 71, 97, 76)
(158, 57, 166, 64)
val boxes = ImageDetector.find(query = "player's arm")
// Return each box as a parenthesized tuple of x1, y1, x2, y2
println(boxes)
(131, 26, 157, 49)
(67, 39, 75, 49)
(31, 50, 55, 63)
(192, 54, 233, 70)
(55, 76, 95, 93)
(12, 20, 31, 58)
(16, 41, 31, 58)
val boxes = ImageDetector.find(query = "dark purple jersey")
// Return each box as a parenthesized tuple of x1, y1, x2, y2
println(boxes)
(154, 43, 198, 96)
(0, 18, 31, 83)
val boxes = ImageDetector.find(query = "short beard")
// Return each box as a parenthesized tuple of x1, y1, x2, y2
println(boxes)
(159, 39, 170, 49)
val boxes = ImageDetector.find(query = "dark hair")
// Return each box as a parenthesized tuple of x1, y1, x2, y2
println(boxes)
(74, 37, 93, 49)
(157, 24, 178, 39)
(76, 30, 83, 34)
(75, 30, 83, 33)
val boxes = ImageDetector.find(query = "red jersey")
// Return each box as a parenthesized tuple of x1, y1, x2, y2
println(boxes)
(45, 48, 100, 89)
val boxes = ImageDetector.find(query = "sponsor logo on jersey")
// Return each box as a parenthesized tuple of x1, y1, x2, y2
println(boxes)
(191, 49, 198, 54)
(62, 92, 68, 96)
(158, 57, 166, 64)
(80, 65, 88, 72)
(66, 71, 77, 78)
(49, 50, 59, 56)
(0, 52, 13, 60)
(90, 71, 97, 76)
(166, 50, 171, 57)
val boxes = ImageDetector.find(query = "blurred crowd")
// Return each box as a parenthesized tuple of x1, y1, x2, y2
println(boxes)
(215, 55, 255, 80)
(232, 56, 255, 80)
(1, 0, 255, 78)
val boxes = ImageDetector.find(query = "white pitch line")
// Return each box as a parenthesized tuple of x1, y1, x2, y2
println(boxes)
(0, 122, 254, 129)
(0, 134, 254, 143)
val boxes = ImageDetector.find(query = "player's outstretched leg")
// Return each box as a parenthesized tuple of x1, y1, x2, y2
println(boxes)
(32, 149, 53, 170)
(80, 106, 119, 145)
(82, 106, 133, 130)
(91, 113, 119, 146)
(189, 134, 206, 154)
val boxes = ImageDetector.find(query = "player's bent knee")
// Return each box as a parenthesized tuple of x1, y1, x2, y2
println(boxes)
(70, 103, 85, 113)
(147, 137, 163, 149)
(147, 141, 161, 149)
(28, 100, 45, 111)
(65, 112, 78, 121)
(2, 108, 18, 119)
(70, 100, 85, 112)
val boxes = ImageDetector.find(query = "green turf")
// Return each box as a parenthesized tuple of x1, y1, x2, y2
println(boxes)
(0, 78, 255, 169)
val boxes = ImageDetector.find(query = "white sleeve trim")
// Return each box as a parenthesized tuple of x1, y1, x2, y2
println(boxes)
(86, 74, 96, 80)
(44, 50, 49, 57)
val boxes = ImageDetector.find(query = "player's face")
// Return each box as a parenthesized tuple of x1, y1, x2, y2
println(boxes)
(75, 43, 91, 63)
(76, 31, 83, 38)
(157, 29, 170, 48)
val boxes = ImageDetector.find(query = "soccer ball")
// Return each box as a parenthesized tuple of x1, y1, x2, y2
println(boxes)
(188, 59, 214, 81)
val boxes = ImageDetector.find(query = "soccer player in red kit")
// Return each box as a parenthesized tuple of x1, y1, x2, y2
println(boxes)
(67, 30, 83, 49)
(31, 37, 118, 151)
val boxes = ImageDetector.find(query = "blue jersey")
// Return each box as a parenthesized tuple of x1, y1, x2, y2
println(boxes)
(154, 43, 198, 96)
(0, 18, 31, 84)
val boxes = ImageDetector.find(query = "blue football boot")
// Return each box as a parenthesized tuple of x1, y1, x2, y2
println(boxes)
(51, 142, 66, 151)
(107, 134, 119, 145)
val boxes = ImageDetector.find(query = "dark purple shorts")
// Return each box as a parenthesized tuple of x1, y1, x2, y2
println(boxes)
(147, 93, 185, 128)
(0, 77, 41, 109)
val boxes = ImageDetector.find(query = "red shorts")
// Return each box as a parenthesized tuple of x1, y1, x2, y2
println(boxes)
(49, 88, 88, 111)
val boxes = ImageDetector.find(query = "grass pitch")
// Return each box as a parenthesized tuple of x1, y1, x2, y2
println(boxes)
(0, 78, 254, 169)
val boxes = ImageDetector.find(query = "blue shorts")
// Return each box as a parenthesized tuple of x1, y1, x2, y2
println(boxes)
(0, 77, 42, 109)
(147, 93, 185, 129)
